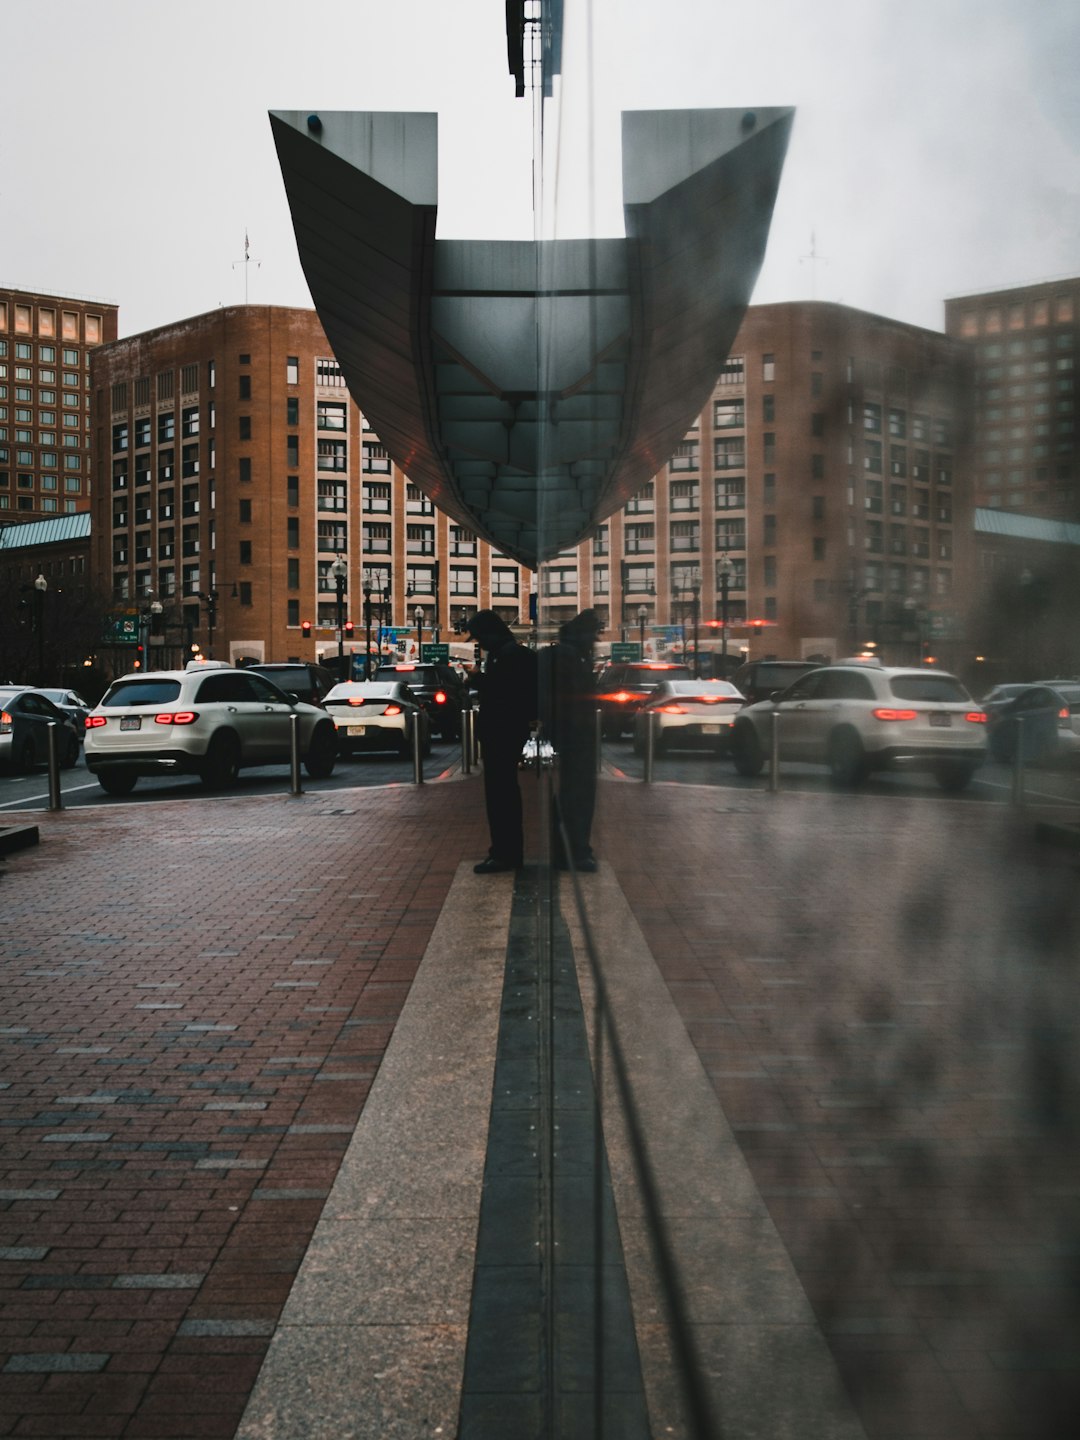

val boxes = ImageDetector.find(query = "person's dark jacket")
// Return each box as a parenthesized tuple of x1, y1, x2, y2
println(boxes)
(472, 632, 538, 750)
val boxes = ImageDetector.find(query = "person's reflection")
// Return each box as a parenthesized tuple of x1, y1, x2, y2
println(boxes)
(543, 610, 602, 872)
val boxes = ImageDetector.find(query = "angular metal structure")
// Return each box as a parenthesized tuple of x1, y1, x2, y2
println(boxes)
(270, 106, 793, 569)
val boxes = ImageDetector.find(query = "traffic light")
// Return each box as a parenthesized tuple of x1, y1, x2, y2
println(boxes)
(301, 620, 312, 639)
(344, 620, 355, 640)
(134, 644, 144, 670)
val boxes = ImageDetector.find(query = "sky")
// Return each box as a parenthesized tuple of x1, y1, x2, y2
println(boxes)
(2, 0, 1079, 339)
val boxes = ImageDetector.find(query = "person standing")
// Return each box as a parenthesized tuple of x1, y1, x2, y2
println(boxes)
(466, 610, 538, 874)
(542, 610, 601, 872)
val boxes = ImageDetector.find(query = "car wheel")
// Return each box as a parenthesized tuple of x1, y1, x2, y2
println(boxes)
(98, 769, 137, 796)
(200, 730, 241, 789)
(304, 724, 337, 779)
(935, 761, 977, 793)
(731, 722, 764, 777)
(827, 728, 867, 788)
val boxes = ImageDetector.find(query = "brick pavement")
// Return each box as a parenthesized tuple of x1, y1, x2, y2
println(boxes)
(0, 785, 489, 1439)
(2, 771, 1079, 1438)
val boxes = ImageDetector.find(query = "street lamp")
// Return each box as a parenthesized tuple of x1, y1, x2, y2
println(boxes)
(717, 553, 735, 671)
(363, 569, 374, 680)
(414, 604, 424, 654)
(691, 580, 701, 678)
(637, 603, 648, 655)
(33, 573, 47, 683)
(331, 554, 348, 675)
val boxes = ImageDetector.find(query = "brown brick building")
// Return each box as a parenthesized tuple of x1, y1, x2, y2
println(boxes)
(90, 307, 534, 670)
(945, 278, 1079, 522)
(1, 287, 118, 523)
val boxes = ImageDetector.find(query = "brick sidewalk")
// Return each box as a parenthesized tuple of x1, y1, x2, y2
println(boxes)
(0, 785, 489, 1439)
(592, 784, 1080, 1440)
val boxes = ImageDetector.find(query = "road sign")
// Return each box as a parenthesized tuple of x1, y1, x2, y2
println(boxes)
(421, 643, 450, 663)
(611, 642, 643, 662)
(102, 613, 140, 645)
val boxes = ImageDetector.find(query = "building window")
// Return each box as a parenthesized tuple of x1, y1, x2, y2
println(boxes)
(670, 439, 699, 471)
(317, 357, 346, 387)
(670, 520, 700, 553)
(763, 433, 776, 465)
(670, 480, 699, 511)
(112, 421, 129, 452)
(593, 524, 609, 555)
(363, 522, 391, 554)
(716, 476, 745, 509)
(239, 581, 253, 606)
(287, 518, 300, 549)
(287, 558, 300, 589)
(363, 481, 391, 513)
(763, 514, 777, 546)
(182, 443, 199, 478)
(239, 540, 253, 566)
(623, 564, 655, 595)
(239, 498, 252, 524)
(450, 566, 478, 596)
(812, 495, 825, 521)
(181, 363, 198, 393)
(762, 395, 774, 423)
(317, 519, 347, 553)
(542, 566, 577, 597)
(406, 524, 435, 556)
(287, 475, 299, 506)
(362, 442, 390, 473)
(763, 555, 777, 587)
(624, 523, 654, 555)
(239, 374, 251, 401)
(863, 403, 882, 433)
(406, 565, 436, 595)
(286, 355, 299, 385)
(718, 356, 744, 386)
(450, 526, 477, 557)
(714, 399, 744, 429)
(318, 400, 347, 431)
(811, 453, 824, 478)
(715, 437, 745, 470)
(239, 416, 252, 441)
(762, 353, 775, 382)
(286, 397, 299, 426)
(592, 565, 609, 596)
(287, 435, 299, 468)
(492, 568, 519, 598)
(864, 439, 883, 474)
(318, 479, 347, 511)
(288, 598, 300, 627)
(182, 405, 200, 439)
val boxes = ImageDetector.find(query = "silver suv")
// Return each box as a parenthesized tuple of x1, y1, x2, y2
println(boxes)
(729, 662, 988, 791)
(84, 662, 337, 795)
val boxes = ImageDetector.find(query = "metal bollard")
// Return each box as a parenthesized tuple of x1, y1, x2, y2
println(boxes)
(595, 708, 603, 774)
(643, 709, 656, 784)
(1011, 716, 1025, 807)
(467, 709, 478, 771)
(768, 709, 781, 793)
(46, 722, 62, 812)
(289, 713, 303, 795)
(412, 714, 424, 785)
(460, 707, 472, 774)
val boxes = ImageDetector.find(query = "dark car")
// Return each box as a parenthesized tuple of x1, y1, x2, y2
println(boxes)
(36, 687, 93, 736)
(987, 681, 1080, 767)
(729, 658, 820, 707)
(244, 662, 337, 709)
(594, 661, 692, 738)
(373, 662, 468, 738)
(0, 687, 82, 772)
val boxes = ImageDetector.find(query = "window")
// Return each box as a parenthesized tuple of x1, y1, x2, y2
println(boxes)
(890, 445, 907, 477)
(811, 413, 824, 437)
(593, 524, 609, 555)
(287, 474, 298, 506)
(363, 481, 391, 513)
(239, 498, 252, 523)
(763, 514, 776, 546)
(288, 598, 300, 627)
(286, 397, 299, 426)
(670, 440, 699, 471)
(670, 480, 699, 511)
(112, 421, 129, 452)
(287, 518, 300, 548)
(239, 457, 252, 484)
(158, 411, 175, 444)
(182, 405, 200, 439)
(670, 520, 700, 553)
(318, 479, 347, 511)
(239, 540, 252, 566)
(762, 395, 774, 423)
(763, 555, 777, 587)
(238, 374, 251, 400)
(542, 566, 577, 597)
(181, 363, 198, 393)
(362, 442, 390, 473)
(134, 416, 151, 449)
(813, 537, 826, 561)
(715, 437, 745, 470)
(592, 565, 609, 596)
(492, 568, 519, 598)
(450, 566, 478, 596)
(717, 356, 744, 386)
(624, 523, 654, 555)
(762, 353, 775, 382)
(716, 476, 745, 509)
(714, 399, 744, 429)
(286, 435, 299, 468)
(406, 566, 437, 594)
(239, 416, 252, 441)
(317, 357, 346, 387)
(406, 524, 434, 556)
(286, 356, 299, 385)
(812, 495, 825, 520)
(763, 433, 775, 465)
(317, 519, 348, 553)
(318, 400, 346, 431)
(450, 526, 477, 557)
(864, 439, 883, 474)
(182, 443, 199, 478)
(863, 403, 882, 433)
(623, 564, 655, 595)
(811, 453, 824, 478)
(715, 518, 745, 550)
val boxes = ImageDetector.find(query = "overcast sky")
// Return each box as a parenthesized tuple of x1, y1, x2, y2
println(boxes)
(3, 0, 1078, 339)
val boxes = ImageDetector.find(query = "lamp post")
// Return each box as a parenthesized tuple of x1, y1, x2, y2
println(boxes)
(198, 589, 220, 658)
(33, 572, 47, 683)
(414, 604, 424, 656)
(363, 570, 374, 680)
(331, 554, 348, 675)
(717, 553, 735, 671)
(691, 581, 701, 678)
(637, 603, 647, 656)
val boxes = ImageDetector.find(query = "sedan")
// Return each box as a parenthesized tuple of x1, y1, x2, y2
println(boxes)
(594, 662, 693, 738)
(987, 682, 1080, 767)
(36, 687, 93, 736)
(0, 687, 82, 772)
(632, 680, 746, 756)
(324, 681, 431, 757)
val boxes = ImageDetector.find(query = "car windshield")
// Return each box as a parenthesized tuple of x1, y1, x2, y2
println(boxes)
(666, 681, 742, 697)
(376, 666, 438, 685)
(102, 680, 183, 707)
(889, 674, 971, 704)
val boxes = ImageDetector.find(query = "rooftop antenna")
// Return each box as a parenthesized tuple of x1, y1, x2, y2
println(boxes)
(799, 230, 829, 301)
(232, 230, 261, 304)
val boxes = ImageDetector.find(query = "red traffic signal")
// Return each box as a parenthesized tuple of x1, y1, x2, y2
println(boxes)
(344, 620, 355, 638)
(301, 620, 312, 638)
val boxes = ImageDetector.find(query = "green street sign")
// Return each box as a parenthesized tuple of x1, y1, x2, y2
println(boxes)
(421, 643, 450, 663)
(611, 642, 642, 662)
(103, 613, 140, 645)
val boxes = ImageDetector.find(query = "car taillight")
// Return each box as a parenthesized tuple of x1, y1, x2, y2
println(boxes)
(347, 698, 366, 707)
(434, 691, 447, 705)
(872, 708, 918, 722)
(0, 710, 12, 733)
(699, 695, 740, 705)
(600, 689, 645, 705)
(384, 704, 403, 716)
(1058, 707, 1070, 725)
(85, 714, 108, 728)
(658, 704, 687, 715)
(154, 712, 199, 725)
(967, 711, 988, 724)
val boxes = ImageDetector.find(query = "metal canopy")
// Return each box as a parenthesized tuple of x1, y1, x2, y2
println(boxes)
(270, 106, 793, 569)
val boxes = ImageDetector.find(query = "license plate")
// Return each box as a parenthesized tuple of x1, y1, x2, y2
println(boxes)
(928, 712, 952, 728)
(119, 716, 141, 731)
(701, 724, 721, 734)
(346, 725, 367, 737)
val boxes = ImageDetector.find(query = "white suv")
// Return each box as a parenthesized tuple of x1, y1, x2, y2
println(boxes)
(84, 663, 337, 795)
(729, 662, 988, 791)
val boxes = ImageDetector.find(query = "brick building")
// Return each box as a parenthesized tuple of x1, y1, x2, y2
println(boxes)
(945, 278, 1079, 522)
(90, 307, 535, 670)
(0, 286, 118, 522)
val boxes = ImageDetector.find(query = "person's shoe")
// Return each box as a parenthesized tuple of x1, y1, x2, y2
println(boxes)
(473, 856, 519, 874)
(574, 856, 599, 873)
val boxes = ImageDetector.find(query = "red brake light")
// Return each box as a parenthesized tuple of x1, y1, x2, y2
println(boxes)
(154, 711, 199, 726)
(1058, 707, 1070, 723)
(0, 710, 12, 731)
(433, 690, 447, 705)
(872, 708, 918, 722)
(384, 704, 403, 716)
(967, 711, 988, 724)
(658, 704, 688, 715)
(347, 697, 366, 707)
(86, 714, 107, 728)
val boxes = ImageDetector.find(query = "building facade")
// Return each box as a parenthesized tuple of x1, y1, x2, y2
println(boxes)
(88, 300, 980, 676)
(945, 278, 1079, 523)
(90, 307, 534, 670)
(0, 287, 118, 522)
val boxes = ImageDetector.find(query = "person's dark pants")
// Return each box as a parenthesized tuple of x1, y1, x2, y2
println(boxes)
(554, 738, 596, 864)
(481, 740, 526, 865)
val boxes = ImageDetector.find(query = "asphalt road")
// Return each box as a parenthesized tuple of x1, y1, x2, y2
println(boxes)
(5, 737, 1080, 813)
